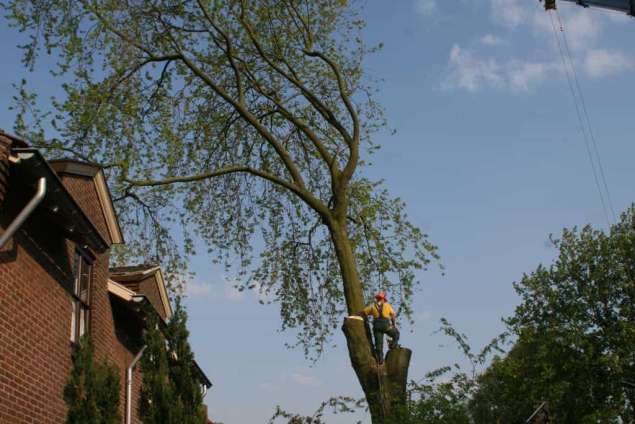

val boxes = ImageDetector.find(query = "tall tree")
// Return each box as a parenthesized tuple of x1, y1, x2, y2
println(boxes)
(139, 311, 179, 424)
(406, 208, 635, 423)
(165, 298, 207, 423)
(64, 336, 121, 424)
(4, 1, 439, 421)
(477, 206, 635, 423)
(139, 303, 206, 424)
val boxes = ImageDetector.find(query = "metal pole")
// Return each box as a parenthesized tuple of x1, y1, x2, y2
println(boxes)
(0, 177, 46, 248)
(526, 401, 547, 423)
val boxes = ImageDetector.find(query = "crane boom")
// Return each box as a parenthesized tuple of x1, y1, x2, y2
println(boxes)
(544, 0, 634, 15)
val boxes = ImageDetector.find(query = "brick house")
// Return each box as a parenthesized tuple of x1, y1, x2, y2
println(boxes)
(0, 130, 211, 423)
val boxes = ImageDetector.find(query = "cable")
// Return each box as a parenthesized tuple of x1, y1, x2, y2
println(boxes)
(547, 9, 613, 228)
(555, 8, 617, 223)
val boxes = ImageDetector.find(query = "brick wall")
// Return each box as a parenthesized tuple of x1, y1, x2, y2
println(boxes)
(57, 171, 145, 423)
(57, 174, 112, 245)
(0, 168, 146, 424)
(0, 228, 75, 424)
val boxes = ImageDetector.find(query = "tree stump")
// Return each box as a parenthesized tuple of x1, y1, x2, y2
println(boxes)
(342, 317, 412, 423)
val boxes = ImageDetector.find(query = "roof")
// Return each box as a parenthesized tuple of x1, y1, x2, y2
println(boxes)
(49, 159, 124, 245)
(109, 264, 173, 320)
(9, 148, 109, 253)
(0, 129, 29, 148)
(110, 264, 161, 275)
(107, 279, 212, 389)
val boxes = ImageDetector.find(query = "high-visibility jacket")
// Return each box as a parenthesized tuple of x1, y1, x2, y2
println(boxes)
(361, 302, 395, 320)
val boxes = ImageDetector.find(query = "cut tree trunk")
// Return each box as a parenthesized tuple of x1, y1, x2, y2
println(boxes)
(342, 317, 412, 424)
(330, 220, 413, 423)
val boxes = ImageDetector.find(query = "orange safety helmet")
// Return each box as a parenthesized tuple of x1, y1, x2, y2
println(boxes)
(374, 291, 386, 302)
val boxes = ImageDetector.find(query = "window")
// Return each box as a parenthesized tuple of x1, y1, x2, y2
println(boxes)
(70, 250, 92, 343)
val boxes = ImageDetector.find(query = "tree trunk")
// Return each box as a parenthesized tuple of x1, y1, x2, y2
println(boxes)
(342, 318, 412, 423)
(330, 221, 412, 423)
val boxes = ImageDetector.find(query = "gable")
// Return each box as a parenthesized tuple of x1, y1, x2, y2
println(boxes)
(49, 160, 123, 245)
(109, 265, 172, 320)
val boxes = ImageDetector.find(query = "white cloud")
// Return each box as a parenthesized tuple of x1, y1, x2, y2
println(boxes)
(259, 371, 320, 392)
(488, 0, 601, 48)
(507, 60, 554, 92)
(490, 0, 528, 28)
(181, 274, 216, 298)
(258, 382, 279, 392)
(443, 44, 503, 92)
(224, 278, 245, 301)
(186, 279, 215, 297)
(443, 45, 560, 93)
(480, 34, 505, 46)
(290, 373, 321, 387)
(416, 311, 432, 322)
(442, 2, 631, 93)
(219, 276, 276, 303)
(584, 48, 634, 78)
(562, 11, 602, 51)
(415, 0, 437, 16)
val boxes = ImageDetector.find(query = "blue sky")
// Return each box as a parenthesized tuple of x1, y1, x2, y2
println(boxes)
(2, 1, 635, 423)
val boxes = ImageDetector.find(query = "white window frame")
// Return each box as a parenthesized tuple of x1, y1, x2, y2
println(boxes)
(70, 250, 92, 343)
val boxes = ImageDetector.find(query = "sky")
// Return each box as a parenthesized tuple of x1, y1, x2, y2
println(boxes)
(2, 0, 635, 423)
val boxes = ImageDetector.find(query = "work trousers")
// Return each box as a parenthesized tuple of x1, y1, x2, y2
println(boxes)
(373, 319, 399, 362)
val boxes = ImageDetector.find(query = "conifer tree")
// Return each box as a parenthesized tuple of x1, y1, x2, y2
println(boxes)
(166, 298, 207, 423)
(139, 311, 178, 423)
(64, 336, 121, 424)
(140, 301, 206, 423)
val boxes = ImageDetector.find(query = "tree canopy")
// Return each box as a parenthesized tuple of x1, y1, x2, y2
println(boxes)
(490, 206, 635, 422)
(4, 0, 438, 359)
(403, 206, 635, 423)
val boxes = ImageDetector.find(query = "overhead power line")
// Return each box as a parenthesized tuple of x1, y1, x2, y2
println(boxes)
(555, 9, 617, 223)
(546, 8, 616, 228)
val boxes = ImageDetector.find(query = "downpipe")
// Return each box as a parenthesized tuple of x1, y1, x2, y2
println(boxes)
(126, 345, 147, 424)
(0, 177, 46, 248)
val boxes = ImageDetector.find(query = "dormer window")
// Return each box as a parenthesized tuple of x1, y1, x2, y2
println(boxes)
(70, 250, 92, 342)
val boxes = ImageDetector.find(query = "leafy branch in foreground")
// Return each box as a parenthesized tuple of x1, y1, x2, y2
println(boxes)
(268, 396, 365, 424)
(403, 206, 635, 423)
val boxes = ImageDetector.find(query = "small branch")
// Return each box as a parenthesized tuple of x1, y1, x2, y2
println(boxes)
(176, 53, 313, 195)
(303, 50, 360, 184)
(195, 0, 245, 104)
(238, 9, 354, 148)
(303, 50, 359, 143)
(240, 65, 337, 175)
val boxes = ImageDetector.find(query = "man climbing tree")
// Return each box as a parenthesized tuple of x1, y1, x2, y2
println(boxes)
(356, 291, 400, 364)
(5, 1, 439, 422)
